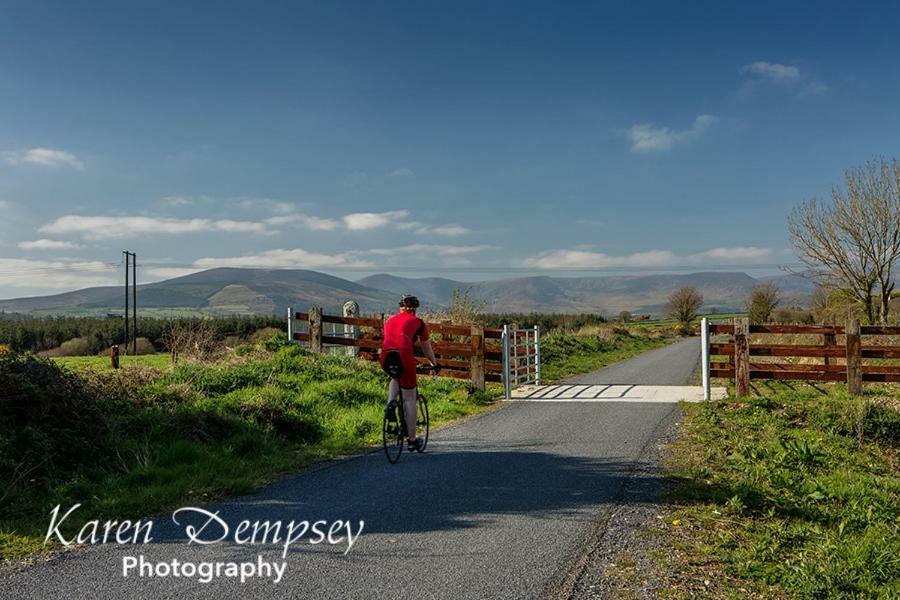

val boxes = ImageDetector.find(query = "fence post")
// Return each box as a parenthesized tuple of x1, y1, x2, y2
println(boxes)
(734, 317, 750, 397)
(110, 345, 120, 369)
(502, 324, 511, 399)
(534, 324, 541, 386)
(309, 306, 323, 354)
(470, 324, 485, 391)
(287, 307, 293, 343)
(343, 300, 360, 358)
(823, 330, 835, 366)
(701, 317, 710, 400)
(846, 318, 862, 395)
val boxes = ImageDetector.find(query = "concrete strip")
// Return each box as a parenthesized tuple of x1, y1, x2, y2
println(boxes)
(509, 385, 727, 403)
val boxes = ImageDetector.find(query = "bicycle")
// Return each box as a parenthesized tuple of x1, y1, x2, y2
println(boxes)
(382, 364, 438, 464)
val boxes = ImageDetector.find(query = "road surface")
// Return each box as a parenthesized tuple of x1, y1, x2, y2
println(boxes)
(0, 339, 700, 600)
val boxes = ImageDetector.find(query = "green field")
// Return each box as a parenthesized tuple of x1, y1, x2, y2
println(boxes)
(625, 312, 746, 329)
(540, 330, 672, 381)
(659, 384, 900, 598)
(54, 354, 174, 371)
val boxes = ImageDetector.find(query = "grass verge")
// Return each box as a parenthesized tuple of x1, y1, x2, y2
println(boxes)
(658, 383, 900, 598)
(540, 329, 672, 382)
(1, 340, 499, 561)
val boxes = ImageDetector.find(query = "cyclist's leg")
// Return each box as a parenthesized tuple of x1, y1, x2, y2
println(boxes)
(397, 351, 419, 441)
(387, 377, 400, 404)
(401, 386, 417, 440)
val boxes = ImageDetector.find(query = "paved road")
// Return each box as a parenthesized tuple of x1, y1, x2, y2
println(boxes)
(0, 339, 700, 600)
(566, 338, 700, 385)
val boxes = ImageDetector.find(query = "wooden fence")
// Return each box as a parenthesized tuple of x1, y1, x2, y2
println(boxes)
(708, 317, 900, 396)
(290, 309, 505, 390)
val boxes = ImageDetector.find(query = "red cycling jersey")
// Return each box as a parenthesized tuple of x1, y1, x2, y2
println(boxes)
(380, 312, 429, 388)
(382, 311, 429, 352)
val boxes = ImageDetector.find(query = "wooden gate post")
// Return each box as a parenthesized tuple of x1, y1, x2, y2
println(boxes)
(823, 331, 835, 366)
(309, 307, 323, 354)
(470, 325, 485, 391)
(846, 318, 862, 395)
(734, 317, 750, 397)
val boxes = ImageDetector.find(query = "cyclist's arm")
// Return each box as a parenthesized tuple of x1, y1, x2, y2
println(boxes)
(418, 339, 438, 367)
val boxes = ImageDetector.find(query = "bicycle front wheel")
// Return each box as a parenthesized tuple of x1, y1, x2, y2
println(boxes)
(382, 403, 403, 464)
(416, 394, 429, 452)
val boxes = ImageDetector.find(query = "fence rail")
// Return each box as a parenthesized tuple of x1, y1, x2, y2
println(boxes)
(707, 317, 900, 394)
(289, 308, 506, 390)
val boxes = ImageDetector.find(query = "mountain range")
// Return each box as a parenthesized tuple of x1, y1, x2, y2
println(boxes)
(0, 268, 814, 317)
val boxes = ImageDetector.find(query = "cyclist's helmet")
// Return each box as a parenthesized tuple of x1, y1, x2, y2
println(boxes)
(399, 294, 420, 309)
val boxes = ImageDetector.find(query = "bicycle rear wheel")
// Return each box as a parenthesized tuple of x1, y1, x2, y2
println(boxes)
(416, 394, 429, 452)
(382, 402, 403, 464)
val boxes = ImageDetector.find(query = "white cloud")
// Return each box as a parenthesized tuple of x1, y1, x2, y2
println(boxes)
(741, 61, 800, 81)
(39, 215, 277, 240)
(17, 239, 83, 250)
(0, 200, 12, 209)
(342, 210, 410, 231)
(387, 168, 415, 178)
(264, 213, 340, 231)
(625, 115, 718, 153)
(520, 246, 776, 269)
(193, 248, 374, 270)
(416, 224, 471, 236)
(160, 195, 195, 206)
(184, 243, 493, 274)
(367, 243, 493, 257)
(236, 197, 298, 214)
(0, 259, 116, 291)
(4, 148, 85, 170)
(739, 61, 826, 97)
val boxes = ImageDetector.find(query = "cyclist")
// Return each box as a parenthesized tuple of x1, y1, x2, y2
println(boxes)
(380, 294, 438, 451)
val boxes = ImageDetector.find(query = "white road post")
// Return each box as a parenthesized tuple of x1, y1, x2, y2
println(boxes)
(701, 317, 711, 400)
(502, 324, 511, 399)
(534, 324, 541, 386)
(287, 307, 293, 343)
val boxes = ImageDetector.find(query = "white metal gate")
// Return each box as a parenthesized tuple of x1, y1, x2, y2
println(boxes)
(502, 325, 541, 398)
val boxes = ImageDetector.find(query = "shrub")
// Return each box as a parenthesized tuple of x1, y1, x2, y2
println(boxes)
(162, 321, 220, 362)
(0, 354, 114, 502)
(57, 337, 93, 356)
(132, 337, 157, 355)
(249, 327, 284, 343)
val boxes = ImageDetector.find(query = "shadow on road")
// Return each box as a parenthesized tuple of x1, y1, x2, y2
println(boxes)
(149, 448, 664, 544)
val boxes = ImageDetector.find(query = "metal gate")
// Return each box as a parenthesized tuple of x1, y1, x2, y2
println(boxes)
(502, 325, 541, 398)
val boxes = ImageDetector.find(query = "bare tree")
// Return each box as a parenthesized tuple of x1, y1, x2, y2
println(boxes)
(665, 286, 703, 330)
(789, 158, 900, 325)
(746, 283, 781, 324)
(161, 321, 220, 363)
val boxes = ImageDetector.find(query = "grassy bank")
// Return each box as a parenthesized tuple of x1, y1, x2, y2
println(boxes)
(539, 327, 672, 382)
(659, 384, 900, 598)
(0, 340, 499, 561)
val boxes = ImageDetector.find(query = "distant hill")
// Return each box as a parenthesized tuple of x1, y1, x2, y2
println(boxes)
(356, 274, 463, 309)
(0, 267, 816, 317)
(361, 271, 811, 314)
(0, 268, 397, 316)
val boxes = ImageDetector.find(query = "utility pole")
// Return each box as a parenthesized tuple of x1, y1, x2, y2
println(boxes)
(123, 251, 137, 355)
(123, 251, 129, 354)
(131, 252, 137, 355)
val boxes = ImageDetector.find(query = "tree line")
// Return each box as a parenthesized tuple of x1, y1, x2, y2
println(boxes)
(0, 314, 285, 354)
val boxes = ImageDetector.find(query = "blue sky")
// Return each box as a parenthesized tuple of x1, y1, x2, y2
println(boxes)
(1, 0, 899, 297)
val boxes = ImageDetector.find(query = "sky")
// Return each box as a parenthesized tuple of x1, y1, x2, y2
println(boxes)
(2, 0, 900, 298)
